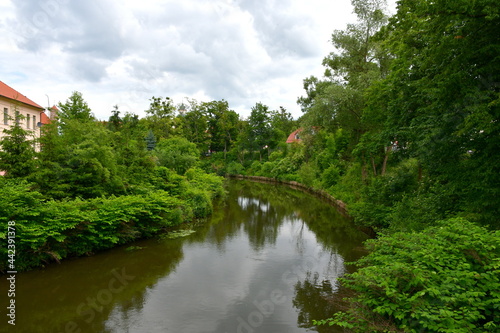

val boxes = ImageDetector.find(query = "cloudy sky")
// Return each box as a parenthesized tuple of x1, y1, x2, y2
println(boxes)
(0, 0, 395, 120)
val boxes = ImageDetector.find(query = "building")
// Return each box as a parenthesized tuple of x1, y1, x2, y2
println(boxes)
(286, 127, 319, 144)
(0, 81, 46, 145)
(286, 128, 303, 144)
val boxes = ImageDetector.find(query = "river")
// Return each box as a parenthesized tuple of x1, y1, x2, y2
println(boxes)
(0, 180, 368, 333)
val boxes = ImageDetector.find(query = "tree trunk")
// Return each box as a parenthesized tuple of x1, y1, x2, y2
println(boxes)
(371, 157, 377, 176)
(381, 150, 389, 176)
(239, 150, 245, 164)
(362, 158, 368, 184)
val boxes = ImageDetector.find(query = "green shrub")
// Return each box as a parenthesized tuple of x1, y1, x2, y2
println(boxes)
(260, 161, 276, 177)
(183, 187, 212, 218)
(0, 171, 224, 272)
(297, 162, 316, 187)
(248, 160, 262, 175)
(150, 166, 188, 196)
(317, 218, 500, 332)
(226, 161, 245, 175)
(321, 164, 341, 189)
(331, 162, 364, 205)
(268, 150, 283, 162)
(154, 136, 199, 174)
(184, 167, 225, 199)
(349, 159, 420, 229)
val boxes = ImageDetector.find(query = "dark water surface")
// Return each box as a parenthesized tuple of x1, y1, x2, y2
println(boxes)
(1, 180, 368, 333)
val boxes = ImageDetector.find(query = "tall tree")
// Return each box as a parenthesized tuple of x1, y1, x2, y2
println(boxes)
(378, 0, 500, 225)
(203, 100, 240, 155)
(178, 99, 210, 152)
(57, 91, 94, 127)
(247, 102, 274, 160)
(298, 0, 389, 143)
(270, 106, 296, 142)
(107, 105, 122, 132)
(0, 110, 36, 178)
(144, 96, 177, 140)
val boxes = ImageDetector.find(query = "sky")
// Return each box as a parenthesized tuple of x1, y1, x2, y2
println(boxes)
(0, 0, 396, 120)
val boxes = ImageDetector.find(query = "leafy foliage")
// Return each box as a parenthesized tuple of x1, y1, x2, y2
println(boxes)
(0, 168, 223, 272)
(154, 136, 199, 174)
(57, 91, 94, 127)
(317, 218, 500, 332)
(0, 112, 36, 178)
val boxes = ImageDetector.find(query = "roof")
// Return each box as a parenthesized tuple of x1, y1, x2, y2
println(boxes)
(49, 105, 59, 120)
(40, 111, 51, 125)
(286, 128, 303, 143)
(0, 81, 44, 110)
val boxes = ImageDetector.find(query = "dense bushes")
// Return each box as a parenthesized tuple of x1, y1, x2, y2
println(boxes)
(315, 218, 500, 332)
(154, 137, 199, 174)
(0, 170, 224, 272)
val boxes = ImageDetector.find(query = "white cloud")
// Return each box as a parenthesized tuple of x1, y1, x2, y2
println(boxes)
(0, 0, 395, 119)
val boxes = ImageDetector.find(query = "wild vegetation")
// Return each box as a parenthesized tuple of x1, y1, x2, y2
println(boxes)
(1, 0, 498, 330)
(0, 95, 224, 272)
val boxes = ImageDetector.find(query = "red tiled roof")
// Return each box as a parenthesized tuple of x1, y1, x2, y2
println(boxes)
(0, 81, 44, 110)
(286, 128, 303, 143)
(40, 111, 51, 125)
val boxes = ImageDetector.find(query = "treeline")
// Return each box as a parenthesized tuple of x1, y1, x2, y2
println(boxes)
(0, 93, 224, 272)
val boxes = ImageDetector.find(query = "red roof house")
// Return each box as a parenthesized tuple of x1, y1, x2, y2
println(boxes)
(0, 81, 45, 152)
(0, 81, 44, 110)
(40, 111, 51, 125)
(286, 128, 304, 143)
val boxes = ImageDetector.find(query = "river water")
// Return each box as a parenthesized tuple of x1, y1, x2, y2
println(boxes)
(1, 180, 368, 333)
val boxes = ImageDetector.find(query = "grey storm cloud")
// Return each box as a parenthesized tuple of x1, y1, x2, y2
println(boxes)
(9, 1, 125, 56)
(8, 0, 126, 81)
(236, 0, 320, 58)
(7, 0, 318, 85)
(1, 0, 359, 119)
(120, 1, 262, 100)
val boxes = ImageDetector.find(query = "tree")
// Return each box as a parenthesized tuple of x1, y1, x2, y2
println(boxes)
(0, 110, 36, 178)
(154, 137, 199, 175)
(145, 130, 157, 151)
(144, 96, 177, 140)
(107, 105, 122, 132)
(32, 118, 125, 199)
(376, 0, 500, 225)
(146, 96, 176, 118)
(57, 91, 94, 127)
(203, 100, 240, 155)
(30, 119, 71, 198)
(247, 102, 275, 160)
(178, 99, 210, 152)
(298, 0, 389, 143)
(270, 106, 296, 142)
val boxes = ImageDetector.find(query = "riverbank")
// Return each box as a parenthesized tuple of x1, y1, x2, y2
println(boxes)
(0, 169, 225, 273)
(227, 174, 376, 238)
(228, 174, 347, 213)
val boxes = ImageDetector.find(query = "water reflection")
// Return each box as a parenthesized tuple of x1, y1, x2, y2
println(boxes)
(0, 180, 367, 333)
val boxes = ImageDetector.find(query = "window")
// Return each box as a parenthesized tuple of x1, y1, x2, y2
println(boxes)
(33, 115, 36, 129)
(3, 108, 7, 125)
(15, 110, 20, 124)
(27, 114, 31, 128)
